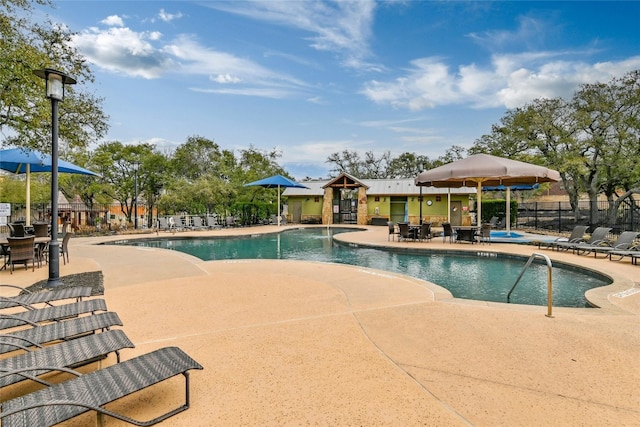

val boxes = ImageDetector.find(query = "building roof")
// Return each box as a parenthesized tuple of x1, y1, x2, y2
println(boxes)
(283, 178, 476, 197)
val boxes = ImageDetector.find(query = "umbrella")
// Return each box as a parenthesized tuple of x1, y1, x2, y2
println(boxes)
(0, 148, 99, 225)
(415, 154, 560, 233)
(244, 174, 309, 226)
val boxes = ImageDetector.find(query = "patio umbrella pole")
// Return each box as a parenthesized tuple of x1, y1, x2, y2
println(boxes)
(26, 164, 31, 226)
(506, 187, 511, 235)
(277, 184, 281, 226)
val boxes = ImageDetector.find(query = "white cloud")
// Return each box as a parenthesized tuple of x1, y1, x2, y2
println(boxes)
(362, 54, 640, 110)
(202, 0, 379, 70)
(158, 9, 183, 23)
(100, 15, 124, 27)
(72, 27, 173, 79)
(212, 74, 241, 84)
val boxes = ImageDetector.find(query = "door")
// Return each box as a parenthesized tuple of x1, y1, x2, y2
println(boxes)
(450, 201, 462, 226)
(290, 201, 302, 223)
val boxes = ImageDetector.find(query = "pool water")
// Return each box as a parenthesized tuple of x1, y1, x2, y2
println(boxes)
(112, 228, 611, 308)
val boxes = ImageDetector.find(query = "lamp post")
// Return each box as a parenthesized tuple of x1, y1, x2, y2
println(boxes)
(133, 161, 140, 229)
(34, 68, 76, 288)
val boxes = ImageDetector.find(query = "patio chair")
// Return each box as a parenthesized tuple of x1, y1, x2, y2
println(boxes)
(416, 222, 432, 242)
(387, 222, 399, 241)
(6, 236, 36, 273)
(8, 223, 27, 237)
(397, 223, 416, 242)
(0, 346, 203, 427)
(552, 226, 610, 252)
(477, 223, 491, 244)
(489, 217, 500, 228)
(0, 299, 108, 331)
(42, 231, 70, 265)
(0, 285, 93, 310)
(442, 223, 454, 243)
(539, 225, 589, 250)
(0, 311, 123, 356)
(575, 231, 639, 258)
(32, 223, 50, 237)
(0, 329, 134, 389)
(226, 216, 237, 227)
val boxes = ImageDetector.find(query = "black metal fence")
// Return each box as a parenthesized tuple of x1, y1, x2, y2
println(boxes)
(517, 200, 640, 233)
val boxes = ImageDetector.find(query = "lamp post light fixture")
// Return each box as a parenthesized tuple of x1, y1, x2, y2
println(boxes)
(133, 161, 141, 229)
(33, 68, 77, 288)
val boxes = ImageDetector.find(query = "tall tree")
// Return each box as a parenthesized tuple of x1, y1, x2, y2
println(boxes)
(0, 0, 108, 152)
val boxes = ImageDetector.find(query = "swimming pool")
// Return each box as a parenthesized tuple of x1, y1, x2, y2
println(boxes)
(108, 228, 611, 308)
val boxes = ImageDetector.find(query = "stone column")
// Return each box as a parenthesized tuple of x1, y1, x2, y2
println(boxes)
(357, 186, 368, 225)
(322, 187, 333, 225)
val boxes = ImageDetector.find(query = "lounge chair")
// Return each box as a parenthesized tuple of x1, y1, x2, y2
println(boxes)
(609, 245, 640, 265)
(0, 311, 123, 355)
(0, 285, 93, 310)
(489, 216, 500, 228)
(442, 223, 454, 243)
(6, 236, 38, 273)
(0, 346, 203, 427)
(575, 231, 639, 258)
(191, 216, 205, 230)
(387, 222, 399, 241)
(206, 215, 221, 229)
(539, 225, 589, 250)
(0, 299, 108, 331)
(157, 217, 170, 231)
(552, 227, 611, 252)
(0, 329, 134, 389)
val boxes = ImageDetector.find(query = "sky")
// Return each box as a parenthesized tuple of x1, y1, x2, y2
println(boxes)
(41, 1, 640, 180)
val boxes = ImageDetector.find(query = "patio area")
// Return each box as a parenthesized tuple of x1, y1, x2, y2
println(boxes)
(1, 225, 639, 426)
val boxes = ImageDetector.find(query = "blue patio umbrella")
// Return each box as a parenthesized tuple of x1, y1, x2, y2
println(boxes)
(244, 174, 309, 226)
(0, 148, 99, 225)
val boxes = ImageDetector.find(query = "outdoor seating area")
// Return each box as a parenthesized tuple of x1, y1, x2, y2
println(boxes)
(1, 224, 69, 273)
(539, 225, 640, 265)
(0, 284, 203, 426)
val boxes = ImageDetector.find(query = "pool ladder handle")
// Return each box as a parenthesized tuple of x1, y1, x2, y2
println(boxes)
(507, 252, 554, 318)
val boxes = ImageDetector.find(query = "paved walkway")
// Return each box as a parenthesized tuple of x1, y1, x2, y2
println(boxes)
(1, 226, 639, 426)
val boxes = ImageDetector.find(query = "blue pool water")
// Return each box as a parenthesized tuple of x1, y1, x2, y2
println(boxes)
(109, 228, 611, 308)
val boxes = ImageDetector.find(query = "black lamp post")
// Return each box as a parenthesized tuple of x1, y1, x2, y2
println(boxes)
(34, 68, 76, 288)
(133, 161, 140, 229)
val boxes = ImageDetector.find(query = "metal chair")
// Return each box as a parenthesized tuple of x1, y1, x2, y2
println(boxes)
(442, 223, 454, 243)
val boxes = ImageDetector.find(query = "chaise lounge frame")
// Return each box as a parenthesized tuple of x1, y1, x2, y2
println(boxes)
(0, 346, 204, 427)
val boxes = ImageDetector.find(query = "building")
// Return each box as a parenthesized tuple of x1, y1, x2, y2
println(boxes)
(282, 173, 476, 226)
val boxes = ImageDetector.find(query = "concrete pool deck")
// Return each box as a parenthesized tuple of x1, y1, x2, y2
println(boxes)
(1, 225, 639, 426)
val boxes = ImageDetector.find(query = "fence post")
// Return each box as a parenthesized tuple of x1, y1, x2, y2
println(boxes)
(557, 202, 561, 233)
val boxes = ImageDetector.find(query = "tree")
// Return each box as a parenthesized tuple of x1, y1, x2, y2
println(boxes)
(0, 0, 109, 152)
(171, 135, 222, 181)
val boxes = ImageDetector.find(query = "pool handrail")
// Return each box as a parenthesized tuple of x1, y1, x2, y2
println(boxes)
(507, 252, 554, 318)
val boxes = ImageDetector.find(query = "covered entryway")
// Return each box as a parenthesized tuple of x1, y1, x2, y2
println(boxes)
(322, 173, 369, 225)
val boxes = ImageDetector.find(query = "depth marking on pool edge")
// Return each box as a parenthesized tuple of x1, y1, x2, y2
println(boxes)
(612, 288, 640, 298)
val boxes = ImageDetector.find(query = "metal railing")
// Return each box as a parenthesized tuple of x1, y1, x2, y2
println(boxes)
(507, 252, 554, 318)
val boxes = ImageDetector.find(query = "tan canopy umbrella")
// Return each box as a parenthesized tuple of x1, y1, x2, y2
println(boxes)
(415, 154, 561, 232)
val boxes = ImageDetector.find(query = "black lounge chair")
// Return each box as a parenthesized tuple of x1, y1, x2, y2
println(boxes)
(0, 299, 107, 331)
(0, 329, 134, 388)
(0, 311, 123, 355)
(0, 285, 93, 310)
(576, 231, 640, 258)
(539, 225, 589, 250)
(1, 346, 203, 427)
(552, 227, 611, 252)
